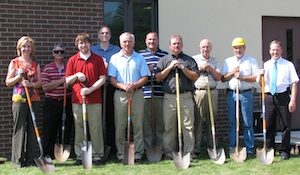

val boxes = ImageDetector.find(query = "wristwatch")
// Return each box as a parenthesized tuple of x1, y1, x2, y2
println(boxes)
(181, 65, 186, 70)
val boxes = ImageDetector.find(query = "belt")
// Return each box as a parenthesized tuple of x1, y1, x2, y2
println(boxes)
(227, 88, 252, 93)
(265, 91, 288, 96)
(45, 97, 63, 102)
(117, 88, 141, 92)
(195, 87, 216, 91)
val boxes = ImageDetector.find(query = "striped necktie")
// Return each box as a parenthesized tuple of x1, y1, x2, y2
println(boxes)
(270, 60, 277, 95)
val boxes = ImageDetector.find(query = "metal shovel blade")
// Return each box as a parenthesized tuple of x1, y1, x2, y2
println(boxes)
(34, 155, 55, 173)
(172, 152, 190, 169)
(146, 145, 163, 163)
(54, 143, 71, 162)
(229, 147, 247, 163)
(123, 141, 134, 165)
(207, 148, 226, 164)
(81, 141, 93, 169)
(256, 147, 274, 165)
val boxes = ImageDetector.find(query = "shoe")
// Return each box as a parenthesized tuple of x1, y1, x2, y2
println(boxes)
(93, 160, 103, 166)
(73, 159, 82, 166)
(135, 159, 143, 164)
(190, 156, 194, 162)
(281, 155, 290, 160)
(164, 154, 173, 160)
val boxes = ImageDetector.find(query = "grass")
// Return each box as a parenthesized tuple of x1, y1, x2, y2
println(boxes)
(1, 144, 300, 175)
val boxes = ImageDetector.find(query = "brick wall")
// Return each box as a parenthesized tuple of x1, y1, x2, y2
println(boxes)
(0, 0, 103, 159)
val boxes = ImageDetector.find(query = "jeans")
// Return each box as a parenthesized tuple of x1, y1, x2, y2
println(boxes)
(227, 90, 254, 154)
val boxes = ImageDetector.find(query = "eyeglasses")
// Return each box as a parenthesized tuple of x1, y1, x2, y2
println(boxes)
(53, 50, 65, 54)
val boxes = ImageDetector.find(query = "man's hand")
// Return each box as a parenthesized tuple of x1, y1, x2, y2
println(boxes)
(76, 72, 86, 82)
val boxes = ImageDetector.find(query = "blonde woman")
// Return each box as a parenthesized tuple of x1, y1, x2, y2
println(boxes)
(5, 36, 42, 168)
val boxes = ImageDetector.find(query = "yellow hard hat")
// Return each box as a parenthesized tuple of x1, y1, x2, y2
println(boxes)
(232, 37, 245, 47)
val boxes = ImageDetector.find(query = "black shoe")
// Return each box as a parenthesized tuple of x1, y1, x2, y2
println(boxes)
(73, 159, 82, 166)
(93, 160, 103, 166)
(135, 159, 143, 164)
(164, 154, 173, 160)
(281, 155, 290, 160)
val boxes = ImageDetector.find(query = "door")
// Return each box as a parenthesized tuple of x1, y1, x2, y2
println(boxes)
(262, 16, 300, 130)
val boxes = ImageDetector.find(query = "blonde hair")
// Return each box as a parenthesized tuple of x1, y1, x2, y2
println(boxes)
(16, 36, 35, 56)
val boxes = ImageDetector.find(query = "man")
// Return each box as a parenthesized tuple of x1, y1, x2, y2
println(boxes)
(221, 37, 259, 156)
(140, 32, 168, 153)
(108, 32, 150, 163)
(41, 43, 73, 159)
(155, 34, 200, 160)
(192, 39, 222, 155)
(256, 40, 298, 160)
(66, 32, 107, 166)
(91, 26, 121, 154)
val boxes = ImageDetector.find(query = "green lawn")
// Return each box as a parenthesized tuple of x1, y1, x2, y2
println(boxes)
(1, 147, 300, 175)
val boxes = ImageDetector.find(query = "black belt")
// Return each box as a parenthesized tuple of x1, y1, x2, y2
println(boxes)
(227, 88, 252, 93)
(195, 87, 216, 91)
(45, 97, 63, 102)
(265, 91, 288, 96)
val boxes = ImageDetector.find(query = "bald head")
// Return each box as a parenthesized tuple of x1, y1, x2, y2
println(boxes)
(199, 39, 212, 59)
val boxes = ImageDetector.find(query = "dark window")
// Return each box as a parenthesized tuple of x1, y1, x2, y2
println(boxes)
(286, 29, 293, 61)
(104, 0, 158, 51)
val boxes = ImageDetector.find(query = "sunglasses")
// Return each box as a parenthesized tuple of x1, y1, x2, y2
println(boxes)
(53, 50, 65, 54)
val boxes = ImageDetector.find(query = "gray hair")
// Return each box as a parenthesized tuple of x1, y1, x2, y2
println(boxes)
(52, 43, 65, 51)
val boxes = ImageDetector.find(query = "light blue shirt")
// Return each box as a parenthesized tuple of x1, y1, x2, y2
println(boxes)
(90, 43, 120, 63)
(108, 50, 151, 83)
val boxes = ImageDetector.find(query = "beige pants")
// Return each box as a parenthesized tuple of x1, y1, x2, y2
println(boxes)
(163, 92, 195, 155)
(72, 103, 103, 161)
(114, 89, 145, 160)
(193, 89, 218, 153)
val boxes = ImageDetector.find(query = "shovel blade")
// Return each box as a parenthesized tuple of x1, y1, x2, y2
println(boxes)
(81, 141, 93, 169)
(256, 147, 274, 165)
(34, 155, 55, 173)
(207, 148, 226, 164)
(146, 145, 163, 162)
(54, 143, 71, 162)
(123, 142, 134, 165)
(172, 152, 190, 169)
(229, 147, 247, 163)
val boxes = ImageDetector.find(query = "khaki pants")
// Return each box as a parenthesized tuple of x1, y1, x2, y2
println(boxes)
(163, 92, 195, 155)
(193, 89, 218, 153)
(143, 98, 164, 148)
(72, 103, 103, 161)
(114, 89, 144, 160)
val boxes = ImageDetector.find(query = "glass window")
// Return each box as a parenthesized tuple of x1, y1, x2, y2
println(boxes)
(104, 0, 157, 51)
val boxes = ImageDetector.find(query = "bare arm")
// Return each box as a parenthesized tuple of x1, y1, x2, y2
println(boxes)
(81, 75, 107, 96)
(42, 77, 65, 92)
(221, 67, 239, 82)
(289, 82, 297, 113)
(5, 61, 22, 87)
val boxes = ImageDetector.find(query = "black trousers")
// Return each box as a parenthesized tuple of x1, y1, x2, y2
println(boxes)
(265, 92, 291, 155)
(42, 97, 74, 158)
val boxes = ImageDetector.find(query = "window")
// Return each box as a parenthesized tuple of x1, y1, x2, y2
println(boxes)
(104, 0, 157, 51)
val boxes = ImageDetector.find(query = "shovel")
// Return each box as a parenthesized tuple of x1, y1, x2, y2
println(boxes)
(172, 67, 190, 169)
(81, 95, 93, 169)
(102, 82, 111, 162)
(205, 74, 226, 164)
(123, 91, 135, 165)
(146, 73, 163, 162)
(256, 73, 274, 164)
(54, 88, 71, 162)
(229, 79, 247, 162)
(24, 85, 55, 173)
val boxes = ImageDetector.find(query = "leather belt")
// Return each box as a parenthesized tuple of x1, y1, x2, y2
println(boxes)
(195, 87, 216, 91)
(265, 91, 288, 96)
(227, 88, 252, 93)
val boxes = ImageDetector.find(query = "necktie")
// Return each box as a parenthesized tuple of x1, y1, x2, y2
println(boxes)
(270, 60, 277, 95)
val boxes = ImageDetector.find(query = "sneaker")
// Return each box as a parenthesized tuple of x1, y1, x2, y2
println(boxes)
(93, 160, 103, 166)
(73, 159, 82, 166)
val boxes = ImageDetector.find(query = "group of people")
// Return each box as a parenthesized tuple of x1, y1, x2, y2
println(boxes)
(5, 25, 298, 169)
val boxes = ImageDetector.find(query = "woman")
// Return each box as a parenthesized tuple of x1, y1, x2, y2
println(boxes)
(5, 36, 42, 168)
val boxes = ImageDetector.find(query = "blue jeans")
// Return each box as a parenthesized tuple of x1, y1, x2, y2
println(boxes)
(227, 90, 254, 154)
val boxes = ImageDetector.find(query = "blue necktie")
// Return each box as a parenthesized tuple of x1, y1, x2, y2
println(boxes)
(270, 60, 277, 95)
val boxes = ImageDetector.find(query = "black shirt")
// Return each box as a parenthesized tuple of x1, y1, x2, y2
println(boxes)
(155, 52, 200, 94)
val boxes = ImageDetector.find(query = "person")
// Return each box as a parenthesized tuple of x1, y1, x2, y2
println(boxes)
(91, 26, 121, 154)
(41, 43, 73, 159)
(65, 32, 107, 166)
(108, 32, 150, 163)
(256, 40, 299, 160)
(221, 37, 259, 156)
(155, 34, 200, 160)
(192, 39, 222, 155)
(140, 32, 168, 153)
(5, 36, 42, 168)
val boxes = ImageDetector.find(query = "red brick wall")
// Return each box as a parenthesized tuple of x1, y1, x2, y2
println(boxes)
(0, 0, 104, 159)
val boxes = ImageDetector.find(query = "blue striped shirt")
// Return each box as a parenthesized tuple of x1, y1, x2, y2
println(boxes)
(140, 48, 168, 99)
